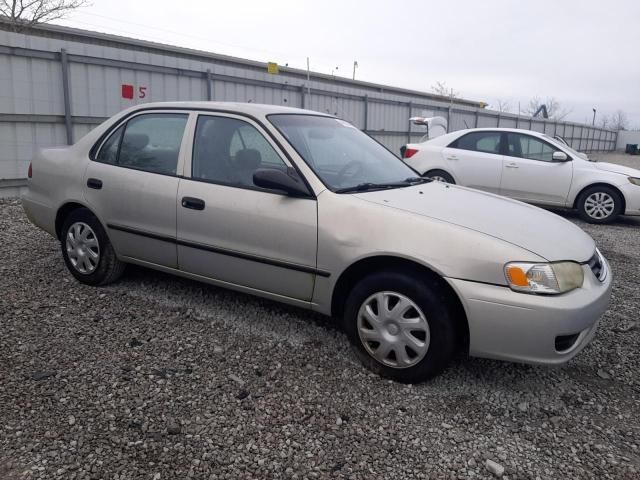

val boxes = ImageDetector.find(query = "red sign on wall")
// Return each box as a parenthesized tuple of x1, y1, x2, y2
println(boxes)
(121, 84, 148, 100)
(121, 84, 134, 99)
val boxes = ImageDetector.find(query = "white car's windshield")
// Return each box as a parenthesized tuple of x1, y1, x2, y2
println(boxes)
(269, 114, 422, 192)
(543, 134, 584, 158)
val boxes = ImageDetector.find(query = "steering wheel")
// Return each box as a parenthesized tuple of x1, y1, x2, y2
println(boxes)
(337, 160, 364, 184)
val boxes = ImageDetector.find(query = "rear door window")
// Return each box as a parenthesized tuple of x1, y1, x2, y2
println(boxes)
(96, 125, 123, 165)
(118, 114, 188, 175)
(449, 132, 502, 154)
(96, 113, 188, 175)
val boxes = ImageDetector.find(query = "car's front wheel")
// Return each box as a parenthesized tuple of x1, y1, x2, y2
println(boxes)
(343, 271, 455, 383)
(61, 208, 126, 286)
(576, 185, 623, 224)
(424, 169, 455, 184)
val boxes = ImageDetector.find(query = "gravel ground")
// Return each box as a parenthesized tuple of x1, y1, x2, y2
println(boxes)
(0, 198, 639, 480)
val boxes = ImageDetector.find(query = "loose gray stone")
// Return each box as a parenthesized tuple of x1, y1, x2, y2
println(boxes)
(167, 421, 181, 435)
(486, 459, 505, 477)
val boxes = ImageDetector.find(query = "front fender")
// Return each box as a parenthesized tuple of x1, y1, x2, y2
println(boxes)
(311, 191, 544, 315)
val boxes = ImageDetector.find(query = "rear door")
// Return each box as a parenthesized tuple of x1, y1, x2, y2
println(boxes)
(176, 113, 318, 301)
(499, 132, 573, 205)
(441, 131, 504, 193)
(84, 111, 191, 268)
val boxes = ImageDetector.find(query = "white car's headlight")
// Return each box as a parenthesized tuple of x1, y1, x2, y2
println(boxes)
(629, 177, 640, 186)
(504, 261, 584, 294)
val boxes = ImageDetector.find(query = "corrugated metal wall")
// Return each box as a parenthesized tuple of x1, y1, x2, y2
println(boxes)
(0, 22, 618, 183)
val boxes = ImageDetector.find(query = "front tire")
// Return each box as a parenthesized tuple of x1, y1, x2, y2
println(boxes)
(343, 271, 455, 383)
(576, 185, 622, 224)
(424, 169, 455, 184)
(61, 208, 125, 286)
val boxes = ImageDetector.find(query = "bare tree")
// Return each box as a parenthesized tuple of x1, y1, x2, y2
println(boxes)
(597, 114, 610, 129)
(0, 0, 88, 31)
(610, 110, 628, 131)
(431, 81, 459, 99)
(493, 98, 511, 113)
(525, 96, 571, 121)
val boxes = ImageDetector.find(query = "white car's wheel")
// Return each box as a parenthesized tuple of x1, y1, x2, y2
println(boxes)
(576, 186, 623, 224)
(424, 169, 455, 184)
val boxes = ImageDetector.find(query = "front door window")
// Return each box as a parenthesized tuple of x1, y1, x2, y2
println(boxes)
(192, 116, 287, 187)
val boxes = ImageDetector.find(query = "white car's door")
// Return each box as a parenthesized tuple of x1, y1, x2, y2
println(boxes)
(499, 132, 573, 205)
(441, 131, 504, 193)
(176, 113, 318, 301)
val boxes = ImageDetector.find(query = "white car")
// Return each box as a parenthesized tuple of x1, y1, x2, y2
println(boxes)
(402, 128, 640, 223)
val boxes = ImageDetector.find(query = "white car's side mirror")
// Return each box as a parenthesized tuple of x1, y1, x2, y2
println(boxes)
(552, 151, 569, 162)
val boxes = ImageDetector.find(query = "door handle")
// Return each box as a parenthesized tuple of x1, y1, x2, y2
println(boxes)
(505, 162, 519, 168)
(181, 197, 205, 211)
(446, 155, 458, 160)
(87, 178, 103, 189)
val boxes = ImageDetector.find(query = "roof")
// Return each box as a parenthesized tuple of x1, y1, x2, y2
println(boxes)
(453, 127, 553, 135)
(0, 17, 485, 109)
(127, 101, 331, 117)
(409, 127, 557, 147)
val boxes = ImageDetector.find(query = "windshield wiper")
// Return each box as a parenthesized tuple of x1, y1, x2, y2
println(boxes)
(404, 176, 432, 184)
(335, 177, 431, 194)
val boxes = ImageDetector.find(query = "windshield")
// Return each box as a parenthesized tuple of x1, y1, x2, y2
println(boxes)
(543, 134, 584, 158)
(269, 114, 419, 192)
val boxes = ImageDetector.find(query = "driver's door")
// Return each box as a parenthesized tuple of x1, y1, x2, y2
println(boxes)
(177, 113, 319, 301)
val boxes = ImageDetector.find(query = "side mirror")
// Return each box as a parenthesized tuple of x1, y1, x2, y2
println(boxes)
(552, 151, 569, 162)
(253, 168, 311, 197)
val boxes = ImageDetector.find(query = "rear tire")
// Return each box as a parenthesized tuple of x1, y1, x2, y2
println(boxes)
(343, 271, 455, 383)
(576, 185, 622, 224)
(424, 169, 455, 184)
(60, 208, 125, 286)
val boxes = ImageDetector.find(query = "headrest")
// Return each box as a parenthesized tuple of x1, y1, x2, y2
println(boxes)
(124, 133, 149, 151)
(235, 148, 262, 169)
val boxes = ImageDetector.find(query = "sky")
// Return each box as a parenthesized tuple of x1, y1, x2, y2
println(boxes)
(54, 0, 640, 128)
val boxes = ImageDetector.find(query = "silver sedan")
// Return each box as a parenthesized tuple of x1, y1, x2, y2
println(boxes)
(22, 102, 612, 383)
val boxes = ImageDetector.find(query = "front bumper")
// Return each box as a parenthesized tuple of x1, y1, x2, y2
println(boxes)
(447, 261, 613, 365)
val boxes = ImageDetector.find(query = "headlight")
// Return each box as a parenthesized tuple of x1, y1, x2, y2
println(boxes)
(629, 177, 640, 186)
(504, 261, 584, 294)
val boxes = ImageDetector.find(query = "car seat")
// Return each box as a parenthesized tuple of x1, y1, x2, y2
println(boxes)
(235, 148, 262, 186)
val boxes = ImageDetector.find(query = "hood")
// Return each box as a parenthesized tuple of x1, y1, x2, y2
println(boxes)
(354, 183, 595, 262)
(593, 162, 640, 177)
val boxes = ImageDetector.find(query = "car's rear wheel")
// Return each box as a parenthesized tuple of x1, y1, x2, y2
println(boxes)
(424, 169, 455, 184)
(576, 185, 622, 224)
(61, 208, 125, 286)
(343, 271, 455, 383)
